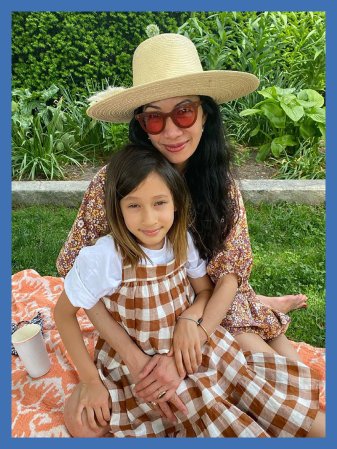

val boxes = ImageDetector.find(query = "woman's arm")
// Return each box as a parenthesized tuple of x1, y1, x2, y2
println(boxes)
(197, 273, 238, 342)
(86, 300, 188, 421)
(207, 184, 253, 288)
(181, 274, 214, 319)
(169, 274, 213, 375)
(56, 166, 109, 277)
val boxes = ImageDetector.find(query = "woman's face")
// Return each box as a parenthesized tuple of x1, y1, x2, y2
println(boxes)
(144, 96, 206, 172)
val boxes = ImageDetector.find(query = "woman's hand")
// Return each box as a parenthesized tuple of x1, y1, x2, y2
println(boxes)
(168, 316, 204, 377)
(127, 351, 187, 422)
(134, 354, 187, 417)
(76, 377, 111, 431)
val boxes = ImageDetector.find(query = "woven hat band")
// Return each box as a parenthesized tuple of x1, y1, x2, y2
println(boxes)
(133, 34, 203, 86)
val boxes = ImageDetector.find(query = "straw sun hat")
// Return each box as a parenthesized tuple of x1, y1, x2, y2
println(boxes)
(87, 33, 259, 123)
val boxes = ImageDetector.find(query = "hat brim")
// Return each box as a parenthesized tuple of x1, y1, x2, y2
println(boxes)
(86, 71, 259, 123)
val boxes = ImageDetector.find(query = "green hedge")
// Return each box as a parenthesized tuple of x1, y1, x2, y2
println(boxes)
(12, 11, 325, 97)
(12, 12, 191, 94)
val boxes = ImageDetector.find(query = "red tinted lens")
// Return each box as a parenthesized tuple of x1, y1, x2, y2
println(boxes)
(143, 113, 164, 134)
(136, 101, 199, 134)
(172, 104, 198, 128)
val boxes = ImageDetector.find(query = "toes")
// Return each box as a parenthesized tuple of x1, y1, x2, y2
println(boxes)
(296, 294, 307, 301)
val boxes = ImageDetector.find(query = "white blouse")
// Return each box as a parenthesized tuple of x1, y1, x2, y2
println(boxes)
(64, 232, 206, 309)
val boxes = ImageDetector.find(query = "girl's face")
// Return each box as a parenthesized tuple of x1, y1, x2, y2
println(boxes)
(120, 171, 175, 250)
(144, 96, 206, 172)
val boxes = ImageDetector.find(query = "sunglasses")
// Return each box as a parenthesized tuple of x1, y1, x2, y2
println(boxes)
(135, 101, 201, 135)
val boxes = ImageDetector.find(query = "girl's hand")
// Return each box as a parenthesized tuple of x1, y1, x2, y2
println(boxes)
(168, 316, 203, 377)
(76, 377, 111, 431)
(134, 354, 187, 416)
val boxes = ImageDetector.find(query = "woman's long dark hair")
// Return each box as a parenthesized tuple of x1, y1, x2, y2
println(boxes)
(129, 96, 237, 260)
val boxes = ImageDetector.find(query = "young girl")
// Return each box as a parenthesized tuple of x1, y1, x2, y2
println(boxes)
(54, 144, 321, 438)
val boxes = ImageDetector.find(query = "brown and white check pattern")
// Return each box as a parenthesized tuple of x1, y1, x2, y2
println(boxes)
(94, 258, 320, 437)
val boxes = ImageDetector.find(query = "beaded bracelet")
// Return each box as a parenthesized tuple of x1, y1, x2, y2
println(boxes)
(177, 316, 210, 342)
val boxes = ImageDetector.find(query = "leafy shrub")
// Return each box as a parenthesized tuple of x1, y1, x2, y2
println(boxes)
(60, 83, 129, 158)
(12, 89, 87, 180)
(178, 11, 325, 92)
(273, 141, 325, 180)
(12, 84, 130, 180)
(12, 11, 326, 180)
(179, 11, 326, 166)
(239, 87, 325, 164)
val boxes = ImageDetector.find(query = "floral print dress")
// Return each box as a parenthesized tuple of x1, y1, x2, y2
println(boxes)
(56, 165, 289, 341)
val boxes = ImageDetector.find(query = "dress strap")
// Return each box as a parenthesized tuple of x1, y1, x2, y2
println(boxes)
(121, 258, 185, 282)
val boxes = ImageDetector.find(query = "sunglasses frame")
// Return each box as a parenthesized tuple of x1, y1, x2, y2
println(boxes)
(135, 100, 202, 135)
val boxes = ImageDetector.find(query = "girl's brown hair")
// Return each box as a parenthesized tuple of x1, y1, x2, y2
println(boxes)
(105, 144, 190, 266)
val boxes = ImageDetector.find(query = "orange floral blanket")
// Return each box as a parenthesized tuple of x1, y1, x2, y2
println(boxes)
(11, 269, 326, 438)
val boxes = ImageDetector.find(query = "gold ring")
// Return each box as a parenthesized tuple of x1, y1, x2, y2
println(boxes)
(157, 390, 167, 400)
(150, 401, 157, 407)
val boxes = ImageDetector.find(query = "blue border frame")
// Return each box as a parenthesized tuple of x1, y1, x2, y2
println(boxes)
(2, 1, 335, 447)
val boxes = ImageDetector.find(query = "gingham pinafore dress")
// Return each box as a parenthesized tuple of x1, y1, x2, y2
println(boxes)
(94, 258, 319, 438)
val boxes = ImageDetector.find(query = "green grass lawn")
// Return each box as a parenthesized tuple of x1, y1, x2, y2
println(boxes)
(12, 202, 325, 347)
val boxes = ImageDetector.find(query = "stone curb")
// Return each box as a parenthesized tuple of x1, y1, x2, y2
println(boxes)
(12, 179, 325, 207)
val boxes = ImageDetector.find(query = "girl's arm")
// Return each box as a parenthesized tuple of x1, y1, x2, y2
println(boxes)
(85, 301, 151, 381)
(168, 274, 213, 376)
(54, 290, 111, 430)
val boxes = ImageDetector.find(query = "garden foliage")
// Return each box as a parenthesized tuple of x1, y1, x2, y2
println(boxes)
(12, 11, 325, 180)
(239, 87, 325, 161)
(12, 12, 190, 95)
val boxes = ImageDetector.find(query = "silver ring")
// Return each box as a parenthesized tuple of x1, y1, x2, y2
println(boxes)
(157, 390, 167, 400)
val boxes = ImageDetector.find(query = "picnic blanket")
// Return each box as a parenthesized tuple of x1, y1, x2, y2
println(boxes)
(11, 269, 326, 438)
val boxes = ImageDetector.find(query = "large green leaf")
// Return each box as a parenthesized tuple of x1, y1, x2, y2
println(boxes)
(317, 122, 326, 137)
(250, 124, 260, 137)
(12, 100, 18, 113)
(257, 87, 278, 100)
(297, 89, 325, 108)
(260, 103, 286, 128)
(256, 143, 271, 162)
(272, 135, 298, 146)
(258, 86, 295, 100)
(239, 108, 262, 117)
(279, 94, 304, 122)
(41, 84, 59, 101)
(299, 118, 320, 138)
(271, 141, 284, 158)
(306, 107, 326, 124)
(274, 86, 296, 97)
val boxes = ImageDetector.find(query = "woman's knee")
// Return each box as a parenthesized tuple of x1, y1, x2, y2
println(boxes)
(306, 410, 326, 438)
(235, 332, 278, 354)
(64, 404, 110, 437)
(64, 384, 110, 438)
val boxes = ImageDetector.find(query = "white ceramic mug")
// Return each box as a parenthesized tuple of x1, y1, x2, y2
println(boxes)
(12, 323, 51, 378)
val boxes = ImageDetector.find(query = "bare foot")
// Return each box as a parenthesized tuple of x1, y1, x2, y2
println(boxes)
(257, 294, 308, 314)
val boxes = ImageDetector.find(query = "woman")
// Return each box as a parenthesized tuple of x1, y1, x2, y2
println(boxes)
(56, 33, 322, 437)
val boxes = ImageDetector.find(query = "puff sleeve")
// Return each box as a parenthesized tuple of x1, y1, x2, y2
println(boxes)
(56, 166, 109, 277)
(186, 232, 207, 279)
(64, 235, 122, 309)
(206, 184, 253, 286)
